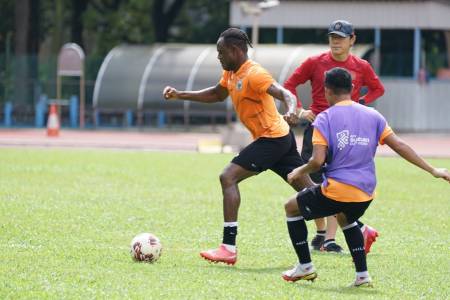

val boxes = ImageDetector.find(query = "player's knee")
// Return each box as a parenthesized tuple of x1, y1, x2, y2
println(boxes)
(219, 171, 234, 187)
(336, 213, 349, 227)
(284, 201, 291, 213)
(284, 197, 300, 215)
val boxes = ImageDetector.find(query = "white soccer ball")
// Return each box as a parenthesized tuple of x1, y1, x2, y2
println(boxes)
(130, 233, 162, 263)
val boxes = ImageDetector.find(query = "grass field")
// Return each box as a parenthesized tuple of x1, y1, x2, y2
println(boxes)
(1, 148, 449, 299)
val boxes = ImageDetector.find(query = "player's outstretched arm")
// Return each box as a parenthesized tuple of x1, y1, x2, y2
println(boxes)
(162, 83, 228, 103)
(384, 133, 450, 183)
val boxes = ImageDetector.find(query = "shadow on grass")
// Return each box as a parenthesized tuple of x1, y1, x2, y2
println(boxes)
(296, 283, 384, 296)
(199, 264, 286, 274)
(310, 250, 351, 257)
(311, 250, 386, 259)
(234, 266, 286, 274)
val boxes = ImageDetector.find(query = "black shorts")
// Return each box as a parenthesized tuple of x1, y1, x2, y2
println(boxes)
(231, 130, 304, 180)
(296, 185, 372, 224)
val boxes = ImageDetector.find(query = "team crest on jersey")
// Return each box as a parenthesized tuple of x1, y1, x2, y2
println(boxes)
(236, 80, 243, 91)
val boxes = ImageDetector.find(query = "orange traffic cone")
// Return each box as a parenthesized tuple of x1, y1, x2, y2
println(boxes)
(47, 104, 60, 137)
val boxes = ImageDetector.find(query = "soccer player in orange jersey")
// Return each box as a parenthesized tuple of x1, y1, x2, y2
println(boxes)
(163, 28, 312, 265)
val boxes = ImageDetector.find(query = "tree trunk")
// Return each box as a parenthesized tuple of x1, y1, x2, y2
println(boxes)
(445, 31, 450, 69)
(28, 0, 40, 103)
(152, 0, 186, 42)
(14, 0, 30, 104)
(71, 0, 88, 49)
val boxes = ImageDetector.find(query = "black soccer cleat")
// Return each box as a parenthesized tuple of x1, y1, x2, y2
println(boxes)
(320, 242, 344, 253)
(310, 235, 325, 251)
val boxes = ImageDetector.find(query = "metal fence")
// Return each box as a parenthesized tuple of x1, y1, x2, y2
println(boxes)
(1, 51, 450, 131)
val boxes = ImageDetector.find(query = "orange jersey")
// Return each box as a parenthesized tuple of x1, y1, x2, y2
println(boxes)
(312, 100, 394, 202)
(219, 60, 289, 139)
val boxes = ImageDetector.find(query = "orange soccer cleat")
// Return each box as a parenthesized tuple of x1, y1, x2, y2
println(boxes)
(362, 225, 379, 254)
(200, 244, 237, 265)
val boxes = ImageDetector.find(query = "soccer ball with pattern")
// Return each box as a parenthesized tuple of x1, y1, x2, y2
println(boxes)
(130, 233, 162, 263)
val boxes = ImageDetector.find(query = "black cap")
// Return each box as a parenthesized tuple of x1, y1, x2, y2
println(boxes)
(328, 20, 354, 37)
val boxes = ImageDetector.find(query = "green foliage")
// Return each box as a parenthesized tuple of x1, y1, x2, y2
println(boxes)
(172, 0, 229, 44)
(422, 30, 449, 77)
(0, 0, 15, 52)
(0, 0, 231, 103)
(83, 0, 154, 56)
(0, 149, 449, 299)
(0, 53, 13, 103)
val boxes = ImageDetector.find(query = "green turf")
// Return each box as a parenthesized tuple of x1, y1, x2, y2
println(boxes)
(0, 148, 449, 299)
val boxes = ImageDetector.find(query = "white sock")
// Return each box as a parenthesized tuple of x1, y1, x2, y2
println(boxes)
(342, 222, 358, 231)
(222, 243, 236, 253)
(322, 239, 335, 247)
(224, 221, 238, 227)
(300, 262, 313, 271)
(286, 216, 303, 222)
(356, 271, 369, 278)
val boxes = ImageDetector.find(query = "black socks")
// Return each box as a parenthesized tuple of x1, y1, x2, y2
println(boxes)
(343, 222, 367, 272)
(287, 216, 311, 264)
(223, 225, 237, 246)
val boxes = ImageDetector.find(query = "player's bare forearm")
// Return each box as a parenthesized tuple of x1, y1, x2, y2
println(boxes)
(288, 145, 326, 184)
(283, 80, 302, 108)
(384, 134, 450, 182)
(287, 162, 320, 185)
(301, 160, 322, 175)
(267, 83, 296, 114)
(178, 87, 226, 103)
(384, 134, 434, 173)
(163, 84, 228, 103)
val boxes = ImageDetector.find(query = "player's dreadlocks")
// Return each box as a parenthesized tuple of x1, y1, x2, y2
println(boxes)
(219, 28, 253, 52)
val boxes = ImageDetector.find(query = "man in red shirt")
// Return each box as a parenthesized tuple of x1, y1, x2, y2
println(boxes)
(284, 20, 385, 253)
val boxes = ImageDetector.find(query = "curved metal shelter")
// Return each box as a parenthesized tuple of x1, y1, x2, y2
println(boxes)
(93, 44, 370, 122)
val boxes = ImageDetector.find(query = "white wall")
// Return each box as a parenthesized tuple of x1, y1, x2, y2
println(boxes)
(231, 1, 450, 29)
(374, 79, 450, 132)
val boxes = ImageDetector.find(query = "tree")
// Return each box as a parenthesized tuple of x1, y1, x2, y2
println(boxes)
(14, 0, 31, 104)
(0, 0, 15, 103)
(152, 0, 186, 43)
(71, 0, 88, 48)
(83, 0, 153, 57)
(173, 0, 229, 43)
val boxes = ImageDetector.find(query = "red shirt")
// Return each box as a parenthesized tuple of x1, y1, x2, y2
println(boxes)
(284, 51, 385, 115)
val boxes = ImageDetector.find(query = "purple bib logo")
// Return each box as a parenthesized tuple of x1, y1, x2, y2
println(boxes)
(337, 130, 349, 150)
(337, 130, 370, 150)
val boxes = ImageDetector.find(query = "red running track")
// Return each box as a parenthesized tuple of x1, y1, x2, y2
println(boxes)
(0, 128, 449, 158)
